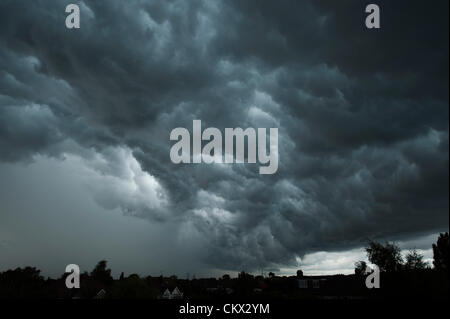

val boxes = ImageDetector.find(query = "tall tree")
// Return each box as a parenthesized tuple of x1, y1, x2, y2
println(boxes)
(91, 260, 113, 285)
(365, 240, 403, 272)
(432, 232, 449, 271)
(405, 249, 428, 270)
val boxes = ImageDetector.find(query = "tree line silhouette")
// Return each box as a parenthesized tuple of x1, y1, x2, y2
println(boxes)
(0, 233, 448, 299)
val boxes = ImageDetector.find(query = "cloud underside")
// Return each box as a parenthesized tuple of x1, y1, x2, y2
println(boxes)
(0, 0, 448, 271)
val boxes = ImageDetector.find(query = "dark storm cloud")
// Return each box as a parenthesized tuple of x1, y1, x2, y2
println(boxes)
(0, 0, 448, 271)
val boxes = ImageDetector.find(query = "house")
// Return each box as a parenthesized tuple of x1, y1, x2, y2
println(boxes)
(298, 277, 327, 289)
(162, 288, 172, 299)
(299, 279, 308, 289)
(171, 287, 183, 299)
(161, 287, 183, 299)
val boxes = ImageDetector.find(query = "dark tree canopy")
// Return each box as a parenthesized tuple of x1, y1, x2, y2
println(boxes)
(365, 241, 403, 272)
(354, 261, 368, 275)
(90, 260, 113, 285)
(433, 232, 449, 271)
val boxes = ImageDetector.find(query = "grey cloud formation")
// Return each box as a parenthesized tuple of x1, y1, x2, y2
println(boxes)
(0, 0, 448, 272)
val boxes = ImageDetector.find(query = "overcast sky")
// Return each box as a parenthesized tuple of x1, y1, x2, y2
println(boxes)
(0, 0, 448, 278)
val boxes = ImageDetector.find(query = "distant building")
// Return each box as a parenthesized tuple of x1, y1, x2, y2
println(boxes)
(299, 279, 308, 289)
(162, 288, 171, 299)
(312, 279, 320, 289)
(161, 287, 183, 299)
(206, 287, 219, 293)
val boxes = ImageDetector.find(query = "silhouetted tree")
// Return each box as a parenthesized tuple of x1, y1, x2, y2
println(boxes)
(354, 261, 368, 275)
(365, 240, 403, 272)
(222, 274, 230, 280)
(296, 270, 303, 278)
(119, 272, 125, 280)
(405, 249, 428, 270)
(0, 267, 45, 298)
(433, 232, 449, 271)
(91, 260, 113, 286)
(268, 272, 275, 278)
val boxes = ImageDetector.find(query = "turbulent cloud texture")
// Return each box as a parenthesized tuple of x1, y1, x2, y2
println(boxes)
(0, 0, 448, 272)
